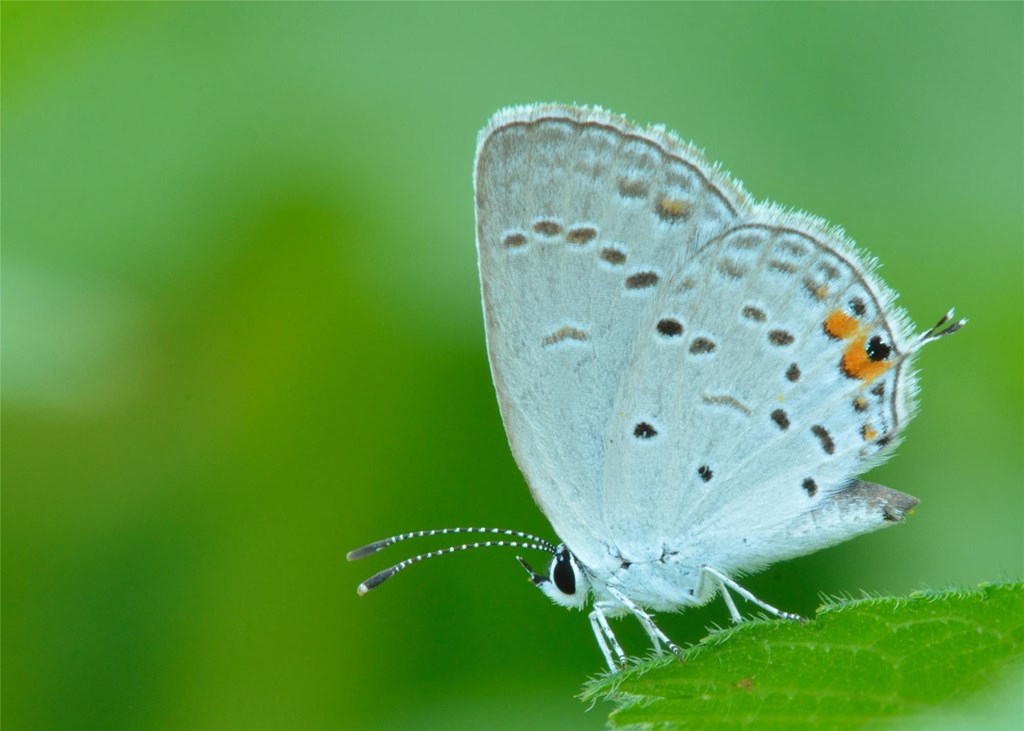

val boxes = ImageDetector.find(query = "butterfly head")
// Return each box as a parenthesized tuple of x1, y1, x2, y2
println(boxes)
(516, 544, 589, 609)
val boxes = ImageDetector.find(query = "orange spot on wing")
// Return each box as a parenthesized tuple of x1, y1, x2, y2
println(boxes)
(824, 309, 896, 383)
(862, 424, 878, 441)
(824, 309, 859, 339)
(656, 197, 692, 222)
(842, 335, 894, 382)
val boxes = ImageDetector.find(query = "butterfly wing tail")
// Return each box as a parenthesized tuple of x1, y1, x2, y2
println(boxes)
(833, 479, 919, 523)
(711, 480, 920, 576)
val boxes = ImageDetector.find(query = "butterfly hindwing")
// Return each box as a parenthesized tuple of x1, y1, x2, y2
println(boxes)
(602, 206, 921, 570)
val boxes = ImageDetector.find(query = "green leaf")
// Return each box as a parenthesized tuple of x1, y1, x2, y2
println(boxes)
(583, 583, 1024, 730)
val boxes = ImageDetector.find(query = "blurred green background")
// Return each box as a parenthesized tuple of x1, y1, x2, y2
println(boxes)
(3, 4, 1021, 730)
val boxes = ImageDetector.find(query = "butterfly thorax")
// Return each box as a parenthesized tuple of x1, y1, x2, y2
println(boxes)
(577, 547, 717, 613)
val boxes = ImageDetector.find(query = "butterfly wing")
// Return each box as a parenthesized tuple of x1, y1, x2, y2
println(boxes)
(601, 187, 922, 573)
(476, 104, 924, 582)
(474, 105, 746, 568)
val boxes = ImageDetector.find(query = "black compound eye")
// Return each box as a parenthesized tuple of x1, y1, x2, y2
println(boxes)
(552, 550, 576, 595)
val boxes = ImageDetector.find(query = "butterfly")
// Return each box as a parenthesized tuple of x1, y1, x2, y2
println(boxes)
(349, 104, 963, 670)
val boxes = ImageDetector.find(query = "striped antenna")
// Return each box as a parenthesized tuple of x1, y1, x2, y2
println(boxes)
(352, 537, 556, 596)
(354, 536, 561, 593)
(347, 526, 557, 560)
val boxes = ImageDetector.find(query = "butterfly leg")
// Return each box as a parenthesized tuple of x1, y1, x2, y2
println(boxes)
(589, 604, 626, 671)
(639, 619, 665, 656)
(719, 582, 743, 624)
(702, 565, 804, 622)
(604, 586, 684, 662)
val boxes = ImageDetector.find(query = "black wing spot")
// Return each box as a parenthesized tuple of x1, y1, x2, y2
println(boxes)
(633, 422, 657, 439)
(600, 247, 626, 265)
(533, 220, 562, 236)
(802, 478, 818, 497)
(811, 425, 836, 455)
(689, 337, 716, 355)
(626, 271, 659, 289)
(771, 409, 790, 431)
(698, 465, 713, 482)
(657, 318, 684, 337)
(867, 335, 892, 362)
(741, 305, 767, 322)
(566, 227, 598, 245)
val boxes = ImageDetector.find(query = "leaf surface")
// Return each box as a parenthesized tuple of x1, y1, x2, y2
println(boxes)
(583, 583, 1024, 730)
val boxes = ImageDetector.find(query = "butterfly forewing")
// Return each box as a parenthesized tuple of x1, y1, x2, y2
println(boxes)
(474, 105, 746, 568)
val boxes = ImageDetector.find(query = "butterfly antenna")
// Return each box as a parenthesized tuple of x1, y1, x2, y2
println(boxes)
(348, 526, 557, 560)
(349, 527, 558, 596)
(352, 538, 556, 595)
